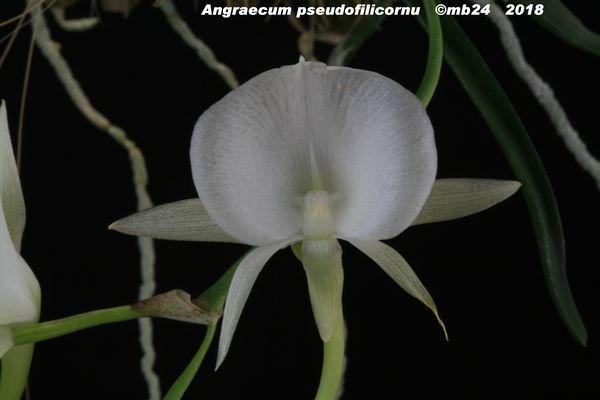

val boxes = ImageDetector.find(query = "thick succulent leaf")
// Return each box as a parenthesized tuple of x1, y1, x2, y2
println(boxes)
(518, 0, 600, 56)
(343, 237, 447, 339)
(216, 236, 300, 368)
(301, 239, 344, 342)
(0, 101, 26, 251)
(412, 178, 521, 225)
(191, 59, 436, 245)
(403, 6, 587, 345)
(109, 199, 239, 243)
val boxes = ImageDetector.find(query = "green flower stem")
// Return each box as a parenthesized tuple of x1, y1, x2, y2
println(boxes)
(195, 249, 251, 314)
(163, 324, 217, 400)
(416, 0, 443, 107)
(156, 253, 247, 400)
(315, 312, 345, 400)
(11, 305, 144, 345)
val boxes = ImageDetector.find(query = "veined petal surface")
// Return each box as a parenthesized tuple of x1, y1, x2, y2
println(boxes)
(412, 178, 521, 225)
(0, 203, 39, 350)
(109, 199, 240, 243)
(216, 236, 300, 368)
(343, 237, 447, 339)
(0, 102, 39, 337)
(0, 101, 26, 251)
(191, 60, 436, 245)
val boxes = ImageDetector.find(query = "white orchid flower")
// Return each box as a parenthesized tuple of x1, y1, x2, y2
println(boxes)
(111, 59, 520, 367)
(0, 101, 41, 359)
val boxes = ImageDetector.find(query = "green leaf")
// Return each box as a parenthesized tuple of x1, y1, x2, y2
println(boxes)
(405, 1, 587, 345)
(518, 0, 600, 56)
(415, 0, 443, 107)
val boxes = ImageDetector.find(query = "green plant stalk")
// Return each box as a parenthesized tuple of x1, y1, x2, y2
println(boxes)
(158, 252, 248, 399)
(315, 312, 345, 400)
(195, 249, 251, 314)
(10, 251, 247, 347)
(5, 255, 244, 400)
(11, 305, 144, 345)
(416, 0, 443, 107)
(163, 324, 217, 400)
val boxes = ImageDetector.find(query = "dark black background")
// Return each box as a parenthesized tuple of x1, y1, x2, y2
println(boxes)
(1, 1, 599, 399)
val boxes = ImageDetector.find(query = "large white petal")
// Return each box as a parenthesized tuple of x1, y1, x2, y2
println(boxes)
(300, 239, 344, 342)
(0, 202, 40, 333)
(0, 101, 26, 251)
(216, 236, 300, 368)
(343, 237, 447, 339)
(191, 59, 436, 245)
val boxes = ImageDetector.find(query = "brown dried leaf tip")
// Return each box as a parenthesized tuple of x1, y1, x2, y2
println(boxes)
(133, 289, 221, 325)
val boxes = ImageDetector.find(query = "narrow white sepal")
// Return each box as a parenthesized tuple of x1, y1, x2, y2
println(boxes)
(0, 202, 39, 333)
(109, 199, 240, 243)
(0, 326, 14, 358)
(0, 104, 41, 334)
(301, 239, 344, 342)
(0, 101, 26, 251)
(412, 178, 521, 226)
(342, 237, 447, 340)
(216, 236, 301, 369)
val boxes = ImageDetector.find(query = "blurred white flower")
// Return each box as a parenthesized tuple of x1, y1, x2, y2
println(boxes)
(111, 59, 520, 368)
(0, 101, 41, 359)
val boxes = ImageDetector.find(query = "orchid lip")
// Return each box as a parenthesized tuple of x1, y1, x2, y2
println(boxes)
(302, 190, 336, 240)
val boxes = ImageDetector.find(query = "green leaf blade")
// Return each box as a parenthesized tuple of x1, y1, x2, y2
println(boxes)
(519, 0, 600, 56)
(438, 15, 587, 346)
